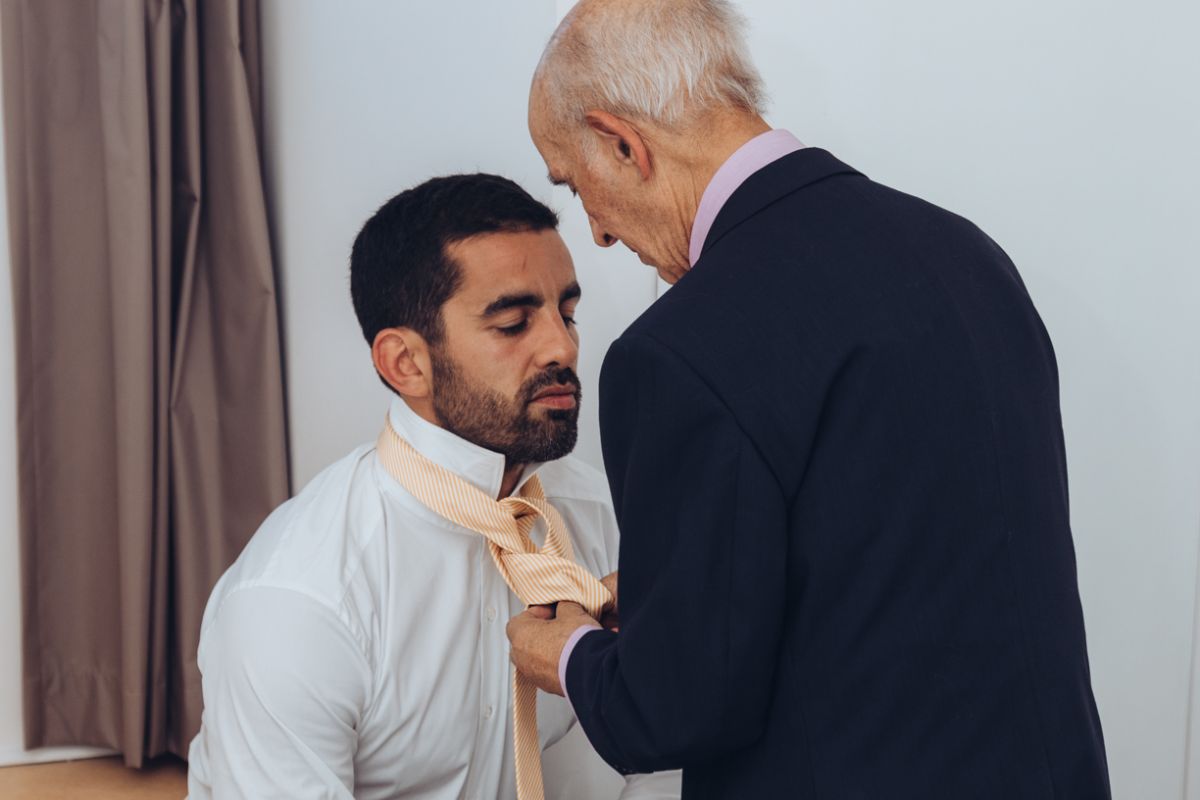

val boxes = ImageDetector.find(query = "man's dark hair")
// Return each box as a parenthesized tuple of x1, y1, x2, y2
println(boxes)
(350, 173, 559, 347)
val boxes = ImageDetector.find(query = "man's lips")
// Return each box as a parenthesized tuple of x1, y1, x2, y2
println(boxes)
(530, 384, 579, 409)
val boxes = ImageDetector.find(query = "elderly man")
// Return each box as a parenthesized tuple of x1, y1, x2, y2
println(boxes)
(187, 174, 679, 799)
(507, 1, 1111, 798)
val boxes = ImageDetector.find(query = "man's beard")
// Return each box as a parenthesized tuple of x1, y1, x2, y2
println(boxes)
(430, 352, 581, 466)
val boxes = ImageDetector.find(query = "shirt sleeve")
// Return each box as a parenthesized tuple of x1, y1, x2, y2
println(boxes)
(566, 332, 790, 773)
(560, 623, 602, 704)
(618, 770, 684, 799)
(187, 586, 371, 800)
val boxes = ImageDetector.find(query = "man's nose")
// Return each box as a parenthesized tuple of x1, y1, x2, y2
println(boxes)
(537, 312, 579, 368)
(589, 216, 616, 248)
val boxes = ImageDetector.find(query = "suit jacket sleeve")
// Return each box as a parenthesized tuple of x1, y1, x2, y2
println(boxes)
(566, 332, 790, 773)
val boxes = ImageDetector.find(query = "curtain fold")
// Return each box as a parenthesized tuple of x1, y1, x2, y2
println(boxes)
(1, 0, 289, 765)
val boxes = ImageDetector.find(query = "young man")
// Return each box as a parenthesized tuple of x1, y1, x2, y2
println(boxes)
(186, 174, 678, 799)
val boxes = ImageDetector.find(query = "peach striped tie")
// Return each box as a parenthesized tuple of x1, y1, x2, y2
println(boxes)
(376, 419, 611, 800)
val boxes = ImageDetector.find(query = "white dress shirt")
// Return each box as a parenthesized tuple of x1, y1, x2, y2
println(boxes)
(187, 397, 679, 800)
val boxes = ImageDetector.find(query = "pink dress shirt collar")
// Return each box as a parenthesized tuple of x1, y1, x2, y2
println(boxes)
(688, 129, 807, 267)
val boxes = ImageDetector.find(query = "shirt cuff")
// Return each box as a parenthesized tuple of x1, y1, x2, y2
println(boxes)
(559, 623, 602, 704)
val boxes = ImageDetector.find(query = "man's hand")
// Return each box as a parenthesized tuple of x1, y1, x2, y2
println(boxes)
(507, 601, 598, 696)
(599, 571, 619, 631)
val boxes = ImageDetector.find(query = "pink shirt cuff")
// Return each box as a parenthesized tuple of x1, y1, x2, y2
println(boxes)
(559, 623, 602, 703)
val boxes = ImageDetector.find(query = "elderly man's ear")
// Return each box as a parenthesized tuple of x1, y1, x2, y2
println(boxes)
(584, 110, 653, 181)
(372, 328, 433, 398)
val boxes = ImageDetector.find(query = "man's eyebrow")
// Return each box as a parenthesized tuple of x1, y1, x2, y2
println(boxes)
(479, 284, 580, 318)
(560, 282, 582, 304)
(481, 293, 544, 317)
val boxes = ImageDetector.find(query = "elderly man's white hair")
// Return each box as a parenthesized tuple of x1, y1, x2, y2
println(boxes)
(534, 0, 767, 133)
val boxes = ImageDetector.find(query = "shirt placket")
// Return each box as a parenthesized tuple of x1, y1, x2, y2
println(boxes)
(468, 538, 516, 797)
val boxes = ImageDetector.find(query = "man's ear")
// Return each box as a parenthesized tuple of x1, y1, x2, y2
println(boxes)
(372, 327, 432, 398)
(584, 110, 652, 181)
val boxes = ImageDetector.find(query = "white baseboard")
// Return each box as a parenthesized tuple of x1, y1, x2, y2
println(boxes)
(0, 745, 117, 769)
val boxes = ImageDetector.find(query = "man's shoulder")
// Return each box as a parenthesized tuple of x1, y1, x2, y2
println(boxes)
(210, 443, 385, 613)
(537, 455, 612, 508)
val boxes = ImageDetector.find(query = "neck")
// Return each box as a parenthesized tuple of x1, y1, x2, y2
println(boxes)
(400, 395, 526, 499)
(666, 112, 772, 231)
(404, 395, 440, 427)
(499, 461, 526, 499)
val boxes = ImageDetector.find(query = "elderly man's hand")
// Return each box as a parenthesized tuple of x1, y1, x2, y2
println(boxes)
(599, 571, 619, 631)
(507, 601, 598, 696)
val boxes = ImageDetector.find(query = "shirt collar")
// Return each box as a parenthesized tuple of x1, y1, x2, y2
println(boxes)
(688, 129, 807, 267)
(385, 395, 545, 499)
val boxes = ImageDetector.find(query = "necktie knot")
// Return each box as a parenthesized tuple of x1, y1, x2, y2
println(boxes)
(501, 496, 541, 520)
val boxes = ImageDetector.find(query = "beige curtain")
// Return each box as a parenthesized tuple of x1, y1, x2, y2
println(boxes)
(1, 0, 289, 765)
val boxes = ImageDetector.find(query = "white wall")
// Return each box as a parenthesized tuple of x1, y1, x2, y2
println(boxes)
(735, 0, 1200, 796)
(0, 11, 22, 757)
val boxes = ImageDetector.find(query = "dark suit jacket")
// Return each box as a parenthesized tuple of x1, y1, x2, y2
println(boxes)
(566, 149, 1110, 798)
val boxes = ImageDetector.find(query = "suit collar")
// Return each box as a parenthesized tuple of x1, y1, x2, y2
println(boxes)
(697, 148, 863, 262)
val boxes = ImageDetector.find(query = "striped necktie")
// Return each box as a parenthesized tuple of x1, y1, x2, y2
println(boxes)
(376, 419, 612, 800)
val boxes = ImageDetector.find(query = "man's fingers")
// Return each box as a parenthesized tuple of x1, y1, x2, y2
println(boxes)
(599, 571, 619, 618)
(524, 604, 555, 620)
(600, 571, 618, 598)
(505, 600, 595, 651)
(556, 601, 590, 621)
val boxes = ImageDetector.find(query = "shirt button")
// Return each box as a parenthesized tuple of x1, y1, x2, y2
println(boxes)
(484, 704, 495, 720)
(485, 606, 497, 623)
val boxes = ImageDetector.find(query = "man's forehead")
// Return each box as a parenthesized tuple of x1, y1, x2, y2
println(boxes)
(539, 142, 576, 189)
(527, 80, 554, 133)
(447, 231, 575, 302)
(527, 97, 572, 169)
